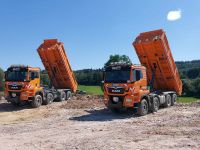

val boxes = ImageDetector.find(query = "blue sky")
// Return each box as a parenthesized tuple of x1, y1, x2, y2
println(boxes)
(0, 0, 200, 70)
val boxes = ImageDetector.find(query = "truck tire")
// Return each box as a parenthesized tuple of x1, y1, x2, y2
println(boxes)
(137, 99, 149, 116)
(57, 91, 66, 102)
(171, 94, 177, 106)
(152, 97, 159, 112)
(163, 94, 171, 108)
(66, 91, 72, 100)
(31, 94, 42, 108)
(43, 93, 54, 105)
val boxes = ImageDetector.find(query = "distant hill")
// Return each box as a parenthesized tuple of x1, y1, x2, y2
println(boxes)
(175, 60, 200, 79)
(176, 60, 200, 70)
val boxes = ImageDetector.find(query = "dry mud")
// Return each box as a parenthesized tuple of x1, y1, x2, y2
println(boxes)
(0, 95, 199, 150)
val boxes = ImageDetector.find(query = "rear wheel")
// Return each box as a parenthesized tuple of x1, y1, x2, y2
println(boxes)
(171, 94, 177, 106)
(66, 91, 72, 100)
(57, 91, 66, 102)
(31, 94, 42, 108)
(152, 97, 159, 112)
(163, 94, 171, 108)
(43, 93, 54, 105)
(137, 99, 149, 116)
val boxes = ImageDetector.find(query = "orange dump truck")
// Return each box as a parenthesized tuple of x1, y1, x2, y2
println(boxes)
(103, 29, 182, 116)
(4, 39, 77, 108)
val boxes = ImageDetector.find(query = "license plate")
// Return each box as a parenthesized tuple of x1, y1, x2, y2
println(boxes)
(12, 93, 16, 97)
(113, 97, 119, 102)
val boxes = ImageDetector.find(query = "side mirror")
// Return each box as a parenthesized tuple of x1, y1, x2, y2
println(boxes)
(127, 80, 131, 83)
(4, 71, 7, 81)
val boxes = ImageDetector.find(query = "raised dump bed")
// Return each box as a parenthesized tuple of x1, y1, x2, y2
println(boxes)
(133, 29, 182, 95)
(37, 39, 77, 92)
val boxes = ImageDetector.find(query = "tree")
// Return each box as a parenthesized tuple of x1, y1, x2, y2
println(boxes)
(104, 54, 132, 68)
(187, 68, 200, 79)
(182, 79, 193, 96)
(0, 68, 4, 91)
(191, 78, 200, 97)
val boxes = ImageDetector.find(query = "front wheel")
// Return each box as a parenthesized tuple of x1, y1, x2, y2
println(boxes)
(31, 94, 42, 108)
(137, 99, 149, 116)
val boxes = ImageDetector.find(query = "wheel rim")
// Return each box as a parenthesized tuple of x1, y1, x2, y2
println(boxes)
(47, 94, 53, 103)
(174, 95, 177, 103)
(142, 101, 148, 114)
(166, 95, 171, 106)
(154, 98, 159, 110)
(61, 92, 66, 100)
(168, 98, 171, 105)
(36, 96, 42, 105)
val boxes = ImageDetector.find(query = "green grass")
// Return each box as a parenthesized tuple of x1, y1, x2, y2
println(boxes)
(78, 85, 103, 95)
(177, 97, 199, 103)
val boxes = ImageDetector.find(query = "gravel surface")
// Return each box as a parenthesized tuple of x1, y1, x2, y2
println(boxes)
(0, 96, 199, 150)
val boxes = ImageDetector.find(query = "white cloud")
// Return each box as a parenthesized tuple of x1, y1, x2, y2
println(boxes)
(167, 9, 182, 21)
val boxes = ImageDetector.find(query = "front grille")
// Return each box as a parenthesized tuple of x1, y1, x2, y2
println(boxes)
(8, 85, 23, 90)
(108, 87, 125, 94)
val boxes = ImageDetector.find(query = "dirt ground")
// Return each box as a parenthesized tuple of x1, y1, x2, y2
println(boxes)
(0, 95, 199, 150)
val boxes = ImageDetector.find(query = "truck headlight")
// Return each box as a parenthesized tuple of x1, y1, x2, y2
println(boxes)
(113, 97, 119, 102)
(125, 98, 132, 103)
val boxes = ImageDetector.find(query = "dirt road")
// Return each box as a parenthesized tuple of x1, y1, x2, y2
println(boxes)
(0, 96, 199, 150)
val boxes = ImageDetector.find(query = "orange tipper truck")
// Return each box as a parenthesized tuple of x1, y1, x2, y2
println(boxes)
(4, 39, 77, 108)
(103, 29, 182, 116)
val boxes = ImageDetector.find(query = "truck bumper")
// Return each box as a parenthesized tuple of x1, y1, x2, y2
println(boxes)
(6, 92, 29, 103)
(105, 95, 134, 108)
(6, 96, 20, 103)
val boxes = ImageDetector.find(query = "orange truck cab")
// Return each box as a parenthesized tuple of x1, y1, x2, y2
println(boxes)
(4, 39, 78, 108)
(103, 29, 182, 116)
(4, 65, 44, 107)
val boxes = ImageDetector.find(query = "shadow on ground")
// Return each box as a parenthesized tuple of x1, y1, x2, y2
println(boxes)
(0, 101, 31, 112)
(69, 108, 137, 122)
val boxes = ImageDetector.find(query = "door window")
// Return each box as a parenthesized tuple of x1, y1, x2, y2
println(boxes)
(133, 70, 143, 81)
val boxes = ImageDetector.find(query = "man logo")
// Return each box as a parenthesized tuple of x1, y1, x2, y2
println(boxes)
(112, 89, 121, 93)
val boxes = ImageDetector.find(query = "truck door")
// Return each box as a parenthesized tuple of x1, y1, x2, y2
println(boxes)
(29, 71, 40, 89)
(132, 69, 145, 101)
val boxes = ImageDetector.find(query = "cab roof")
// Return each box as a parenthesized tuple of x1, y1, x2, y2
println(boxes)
(8, 65, 40, 71)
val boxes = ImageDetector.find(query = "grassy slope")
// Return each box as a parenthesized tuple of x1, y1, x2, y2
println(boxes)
(177, 97, 199, 103)
(78, 85, 103, 95)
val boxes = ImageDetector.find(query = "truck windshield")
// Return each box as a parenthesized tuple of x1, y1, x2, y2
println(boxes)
(105, 70, 130, 83)
(6, 70, 28, 82)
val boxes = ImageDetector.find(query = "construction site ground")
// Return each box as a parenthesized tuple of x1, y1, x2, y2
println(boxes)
(0, 95, 199, 150)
